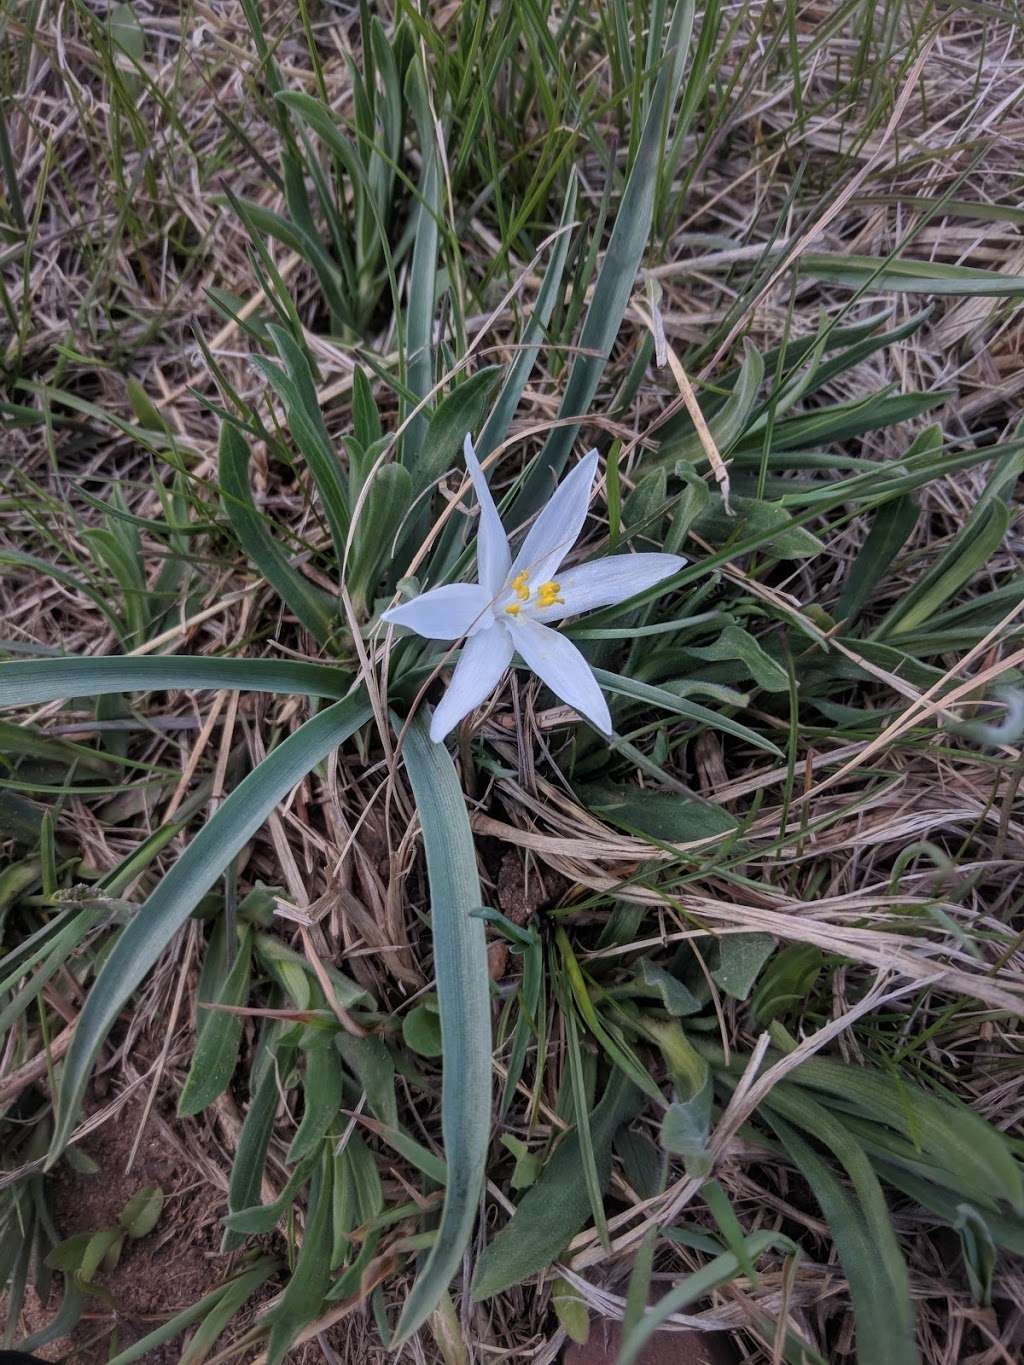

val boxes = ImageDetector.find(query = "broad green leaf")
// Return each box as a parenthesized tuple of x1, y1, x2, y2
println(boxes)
(500, 1135, 541, 1192)
(471, 1069, 644, 1301)
(403, 999, 444, 1057)
(109, 3, 145, 62)
(286, 1040, 344, 1164)
(711, 933, 775, 1000)
(178, 929, 253, 1117)
(551, 1276, 589, 1344)
(750, 945, 824, 1026)
(835, 492, 920, 626)
(335, 1032, 398, 1128)
(390, 714, 491, 1345)
(580, 783, 738, 843)
(685, 623, 789, 692)
(117, 1187, 163, 1239)
(265, 1149, 334, 1364)
(48, 692, 371, 1161)
(645, 1017, 712, 1173)
(632, 960, 701, 1017)
(411, 367, 502, 499)
(349, 461, 413, 612)
(689, 492, 823, 558)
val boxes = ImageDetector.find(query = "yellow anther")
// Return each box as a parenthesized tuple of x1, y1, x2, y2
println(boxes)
(511, 571, 531, 602)
(536, 580, 564, 608)
(504, 603, 521, 616)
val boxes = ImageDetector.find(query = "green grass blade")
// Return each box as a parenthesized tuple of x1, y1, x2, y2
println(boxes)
(218, 421, 337, 641)
(592, 667, 782, 756)
(617, 1230, 797, 1365)
(390, 713, 491, 1346)
(765, 1106, 918, 1365)
(511, 0, 695, 521)
(47, 692, 371, 1161)
(401, 59, 442, 475)
(475, 172, 578, 461)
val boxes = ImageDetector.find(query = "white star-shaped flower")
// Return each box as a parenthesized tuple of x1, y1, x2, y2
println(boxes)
(382, 436, 685, 742)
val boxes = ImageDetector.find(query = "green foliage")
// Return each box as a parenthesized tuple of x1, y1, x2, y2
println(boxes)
(2, 2, 1022, 1360)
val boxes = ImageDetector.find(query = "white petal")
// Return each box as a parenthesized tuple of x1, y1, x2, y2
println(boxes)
(463, 434, 511, 598)
(508, 615, 612, 734)
(429, 624, 514, 741)
(382, 583, 493, 641)
(508, 448, 599, 587)
(530, 552, 686, 623)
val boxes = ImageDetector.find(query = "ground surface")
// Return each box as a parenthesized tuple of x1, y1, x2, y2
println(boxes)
(2, 2, 1023, 1363)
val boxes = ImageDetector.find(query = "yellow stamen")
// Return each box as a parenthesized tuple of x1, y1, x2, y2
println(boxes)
(504, 603, 521, 616)
(536, 580, 564, 608)
(511, 571, 531, 602)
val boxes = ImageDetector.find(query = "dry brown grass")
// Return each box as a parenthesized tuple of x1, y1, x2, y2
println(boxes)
(2, 2, 1023, 1362)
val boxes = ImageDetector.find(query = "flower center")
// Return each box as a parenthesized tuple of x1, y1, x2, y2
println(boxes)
(503, 574, 564, 615)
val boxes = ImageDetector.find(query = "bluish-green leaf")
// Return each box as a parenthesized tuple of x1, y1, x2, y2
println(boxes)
(48, 692, 371, 1161)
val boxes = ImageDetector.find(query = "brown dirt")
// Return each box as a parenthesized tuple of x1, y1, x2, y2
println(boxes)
(564, 1316, 739, 1365)
(16, 1095, 252, 1363)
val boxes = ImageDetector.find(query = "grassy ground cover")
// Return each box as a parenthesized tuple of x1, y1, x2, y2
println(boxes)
(1, 2, 1023, 1361)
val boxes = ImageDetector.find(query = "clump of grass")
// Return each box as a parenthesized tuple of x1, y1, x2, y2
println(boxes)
(2, 2, 1023, 1362)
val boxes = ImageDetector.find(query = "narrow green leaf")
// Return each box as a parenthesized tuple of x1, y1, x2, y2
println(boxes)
(476, 174, 578, 461)
(591, 669, 782, 756)
(48, 693, 371, 1161)
(799, 252, 1024, 296)
(390, 713, 491, 1345)
(0, 655, 353, 708)
(223, 1035, 298, 1253)
(401, 59, 441, 475)
(286, 1040, 344, 1164)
